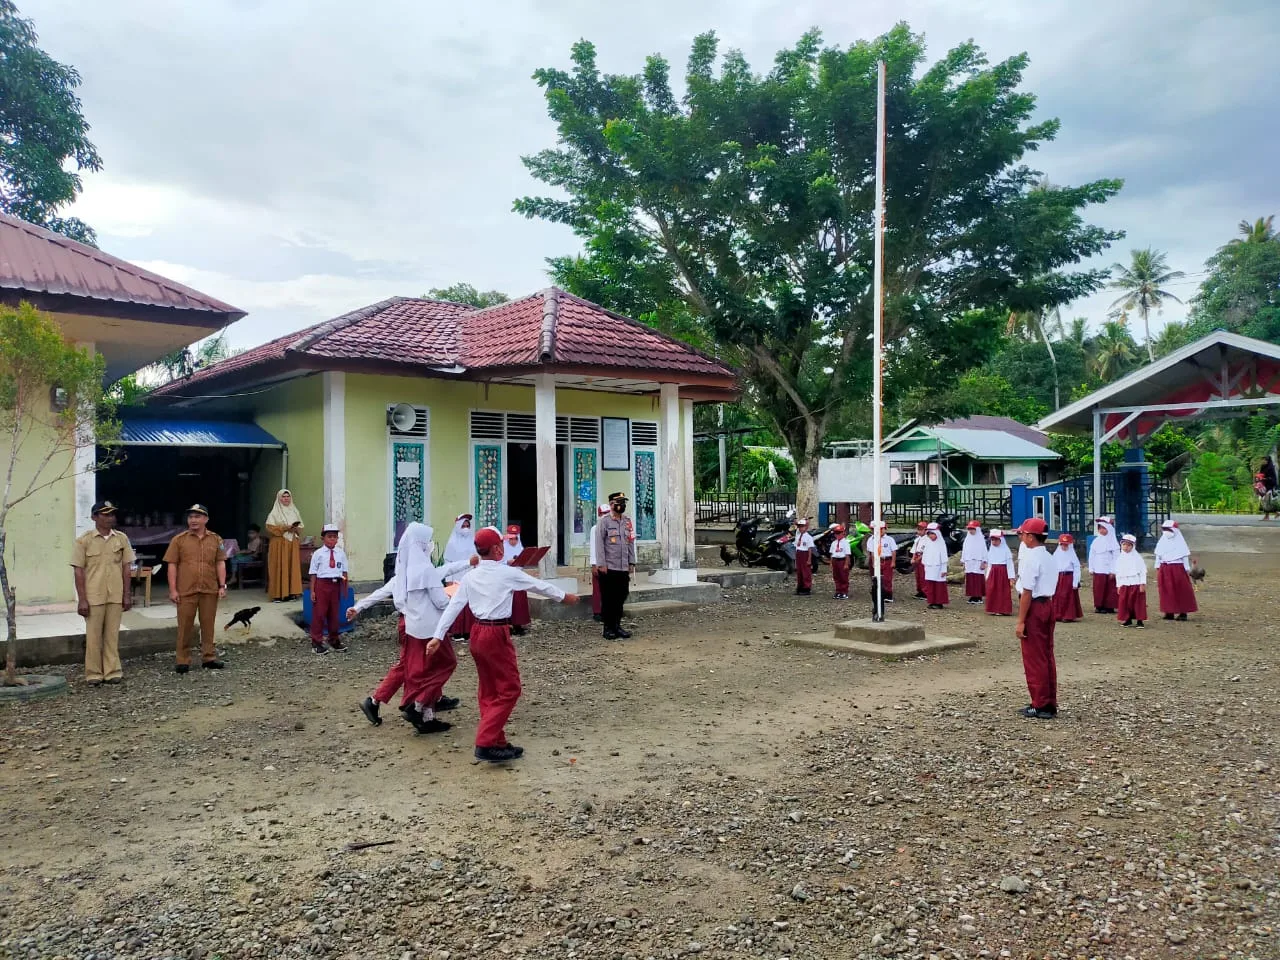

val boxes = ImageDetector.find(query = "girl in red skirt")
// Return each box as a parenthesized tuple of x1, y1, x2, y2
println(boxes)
(1087, 517, 1120, 614)
(1115, 533, 1148, 628)
(961, 521, 988, 604)
(829, 524, 852, 599)
(1052, 533, 1084, 622)
(921, 523, 950, 609)
(1154, 520, 1198, 621)
(983, 529, 1014, 615)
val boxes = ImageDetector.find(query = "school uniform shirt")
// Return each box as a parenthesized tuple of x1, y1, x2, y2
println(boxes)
(1153, 529, 1192, 570)
(961, 532, 988, 574)
(1016, 544, 1056, 598)
(309, 545, 349, 579)
(1115, 549, 1149, 587)
(1088, 522, 1120, 575)
(71, 529, 136, 605)
(865, 534, 897, 559)
(921, 536, 949, 582)
(986, 541, 1016, 579)
(1054, 544, 1082, 588)
(433, 559, 567, 637)
(911, 535, 927, 557)
(795, 531, 816, 552)
(829, 536, 851, 560)
(353, 558, 472, 637)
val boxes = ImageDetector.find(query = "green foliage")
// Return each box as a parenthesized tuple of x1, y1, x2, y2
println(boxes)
(1088, 320, 1141, 382)
(0, 0, 101, 243)
(983, 336, 1087, 414)
(1187, 220, 1280, 344)
(1183, 451, 1248, 510)
(908, 369, 1048, 425)
(723, 448, 796, 494)
(147, 332, 234, 385)
(516, 26, 1122, 512)
(425, 283, 510, 309)
(1143, 426, 1197, 477)
(1244, 415, 1280, 460)
(1049, 433, 1124, 478)
(1109, 247, 1185, 361)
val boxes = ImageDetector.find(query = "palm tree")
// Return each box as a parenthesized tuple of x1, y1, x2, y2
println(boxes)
(1007, 306, 1065, 410)
(1090, 320, 1139, 382)
(1152, 321, 1193, 358)
(1230, 215, 1276, 245)
(1110, 248, 1186, 362)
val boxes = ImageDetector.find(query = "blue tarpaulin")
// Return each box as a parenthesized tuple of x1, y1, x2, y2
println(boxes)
(120, 418, 284, 448)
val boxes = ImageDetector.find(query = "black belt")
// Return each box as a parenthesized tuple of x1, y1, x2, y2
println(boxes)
(1030, 596, 1050, 603)
(474, 618, 511, 626)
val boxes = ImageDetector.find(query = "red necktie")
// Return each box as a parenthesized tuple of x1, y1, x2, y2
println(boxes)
(329, 548, 335, 568)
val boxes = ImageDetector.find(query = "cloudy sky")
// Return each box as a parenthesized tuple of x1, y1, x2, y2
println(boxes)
(23, 0, 1280, 351)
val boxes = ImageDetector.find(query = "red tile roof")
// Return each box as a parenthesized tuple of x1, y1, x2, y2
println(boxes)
(0, 211, 244, 319)
(152, 288, 736, 398)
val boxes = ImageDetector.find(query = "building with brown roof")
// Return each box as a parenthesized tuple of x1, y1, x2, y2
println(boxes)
(145, 288, 738, 586)
(0, 212, 243, 609)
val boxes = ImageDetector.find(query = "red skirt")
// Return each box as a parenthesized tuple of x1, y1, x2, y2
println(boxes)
(1117, 584, 1148, 623)
(1052, 571, 1083, 622)
(510, 590, 531, 627)
(924, 578, 949, 606)
(1157, 564, 1198, 615)
(984, 567, 1012, 615)
(1091, 572, 1118, 612)
(914, 561, 926, 595)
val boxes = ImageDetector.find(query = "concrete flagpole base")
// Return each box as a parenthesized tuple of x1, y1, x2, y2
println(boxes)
(789, 619, 975, 661)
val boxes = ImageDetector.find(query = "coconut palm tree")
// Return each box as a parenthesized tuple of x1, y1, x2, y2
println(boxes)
(1110, 248, 1186, 362)
(1230, 215, 1276, 245)
(1090, 320, 1139, 383)
(1006, 306, 1065, 410)
(1152, 321, 1194, 358)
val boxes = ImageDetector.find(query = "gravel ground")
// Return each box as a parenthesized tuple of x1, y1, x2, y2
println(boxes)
(2, 529, 1276, 960)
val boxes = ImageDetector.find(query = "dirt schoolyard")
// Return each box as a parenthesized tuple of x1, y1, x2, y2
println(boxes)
(2, 525, 1277, 960)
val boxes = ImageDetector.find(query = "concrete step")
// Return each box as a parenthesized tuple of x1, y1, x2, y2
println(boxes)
(530, 579, 722, 621)
(624, 600, 698, 617)
(695, 544, 723, 564)
(698, 568, 788, 589)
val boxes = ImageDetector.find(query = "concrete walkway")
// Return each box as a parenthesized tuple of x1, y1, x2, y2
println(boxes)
(1172, 513, 1277, 528)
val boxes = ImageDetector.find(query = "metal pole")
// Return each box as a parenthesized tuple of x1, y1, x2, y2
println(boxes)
(871, 59, 886, 623)
(1092, 408, 1103, 528)
(717, 404, 727, 493)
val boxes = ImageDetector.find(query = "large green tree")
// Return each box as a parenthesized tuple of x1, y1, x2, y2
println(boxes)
(426, 283, 510, 309)
(1187, 216, 1280, 343)
(0, 0, 101, 243)
(516, 25, 1121, 516)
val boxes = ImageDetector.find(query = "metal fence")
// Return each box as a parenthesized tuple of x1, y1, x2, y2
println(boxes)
(695, 489, 796, 524)
(877, 485, 1012, 529)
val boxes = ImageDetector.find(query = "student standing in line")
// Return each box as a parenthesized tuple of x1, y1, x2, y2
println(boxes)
(1154, 520, 1198, 622)
(431, 527, 578, 763)
(961, 521, 988, 604)
(1087, 517, 1120, 614)
(1014, 517, 1058, 720)
(1051, 533, 1084, 623)
(828, 524, 851, 600)
(865, 520, 896, 604)
(921, 523, 950, 609)
(910, 521, 928, 600)
(983, 529, 1015, 617)
(308, 524, 349, 654)
(794, 517, 816, 596)
(1115, 533, 1149, 628)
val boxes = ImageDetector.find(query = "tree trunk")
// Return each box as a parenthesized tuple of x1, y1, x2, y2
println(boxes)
(0, 530, 18, 685)
(795, 449, 820, 524)
(1142, 308, 1155, 363)
(1041, 331, 1061, 410)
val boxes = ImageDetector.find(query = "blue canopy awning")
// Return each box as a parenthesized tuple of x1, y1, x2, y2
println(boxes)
(119, 417, 284, 449)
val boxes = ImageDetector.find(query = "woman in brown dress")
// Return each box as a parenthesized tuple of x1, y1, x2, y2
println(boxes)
(265, 489, 304, 601)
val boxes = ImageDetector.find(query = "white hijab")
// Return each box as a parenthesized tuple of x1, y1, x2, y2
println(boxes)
(962, 528, 987, 564)
(1054, 542, 1081, 574)
(1154, 525, 1191, 564)
(444, 515, 475, 564)
(392, 523, 448, 611)
(921, 531, 948, 568)
(503, 528, 524, 563)
(987, 537, 1013, 568)
(1116, 543, 1147, 579)
(1090, 519, 1120, 558)
(266, 489, 303, 541)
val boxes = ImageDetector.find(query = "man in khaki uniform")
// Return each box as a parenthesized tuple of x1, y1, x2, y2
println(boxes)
(71, 500, 135, 685)
(162, 504, 228, 673)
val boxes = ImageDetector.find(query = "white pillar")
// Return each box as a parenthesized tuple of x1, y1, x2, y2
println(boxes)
(323, 372, 346, 539)
(73, 341, 96, 535)
(650, 383, 695, 584)
(534, 374, 558, 580)
(682, 399, 696, 567)
(1092, 407, 1103, 526)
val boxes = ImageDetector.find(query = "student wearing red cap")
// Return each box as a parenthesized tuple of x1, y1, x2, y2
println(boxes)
(503, 524, 532, 635)
(432, 527, 578, 763)
(983, 529, 1015, 616)
(910, 521, 928, 600)
(828, 524, 851, 599)
(1051, 534, 1084, 623)
(961, 521, 988, 604)
(865, 520, 896, 603)
(921, 523, 949, 609)
(793, 518, 816, 595)
(1015, 517, 1058, 720)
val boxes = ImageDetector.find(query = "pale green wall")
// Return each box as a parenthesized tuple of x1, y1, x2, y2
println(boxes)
(251, 375, 325, 537)
(2, 423, 76, 607)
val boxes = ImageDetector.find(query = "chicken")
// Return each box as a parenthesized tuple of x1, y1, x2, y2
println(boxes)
(1189, 563, 1206, 584)
(224, 606, 261, 632)
(719, 544, 737, 566)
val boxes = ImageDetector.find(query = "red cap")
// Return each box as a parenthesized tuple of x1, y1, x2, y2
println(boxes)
(475, 527, 503, 552)
(506, 524, 520, 535)
(966, 520, 981, 529)
(833, 524, 846, 534)
(1019, 517, 1048, 535)
(916, 521, 927, 530)
(1059, 533, 1074, 544)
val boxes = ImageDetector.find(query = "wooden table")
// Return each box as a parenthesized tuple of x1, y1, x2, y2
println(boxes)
(131, 566, 155, 608)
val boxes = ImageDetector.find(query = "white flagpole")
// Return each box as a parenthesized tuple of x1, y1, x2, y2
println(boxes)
(871, 59, 887, 622)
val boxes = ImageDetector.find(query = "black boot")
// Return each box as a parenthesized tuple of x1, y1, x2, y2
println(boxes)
(434, 695, 460, 712)
(475, 744, 522, 763)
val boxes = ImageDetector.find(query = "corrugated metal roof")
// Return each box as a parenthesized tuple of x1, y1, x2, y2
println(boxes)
(120, 418, 284, 448)
(929, 427, 1059, 461)
(0, 212, 244, 318)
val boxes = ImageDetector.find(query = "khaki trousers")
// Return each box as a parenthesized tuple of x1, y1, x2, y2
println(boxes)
(176, 593, 219, 666)
(85, 603, 124, 683)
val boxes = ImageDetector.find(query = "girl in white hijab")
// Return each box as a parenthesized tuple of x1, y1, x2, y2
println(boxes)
(1052, 533, 1083, 622)
(921, 523, 950, 609)
(1114, 533, 1149, 628)
(1087, 517, 1121, 614)
(1154, 519, 1198, 621)
(983, 529, 1015, 616)
(443, 514, 475, 583)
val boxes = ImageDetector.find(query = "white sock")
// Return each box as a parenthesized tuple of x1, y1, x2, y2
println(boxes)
(418, 704, 435, 721)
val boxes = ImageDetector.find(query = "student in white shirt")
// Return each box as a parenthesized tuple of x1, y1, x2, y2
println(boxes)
(1154, 519, 1198, 621)
(432, 527, 578, 763)
(828, 524, 852, 600)
(1115, 533, 1149, 628)
(1087, 517, 1121, 614)
(348, 523, 476, 732)
(961, 521, 989, 603)
(910, 521, 928, 600)
(865, 520, 897, 603)
(794, 517, 817, 596)
(1015, 517, 1058, 719)
(921, 523, 950, 609)
(308, 524, 349, 654)
(983, 529, 1016, 616)
(1052, 533, 1084, 623)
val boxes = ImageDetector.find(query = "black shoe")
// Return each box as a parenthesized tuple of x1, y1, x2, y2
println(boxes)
(1136, 621, 1145, 628)
(1020, 705, 1056, 720)
(400, 706, 428, 732)
(592, 614, 602, 622)
(512, 625, 527, 637)
(434, 695, 460, 712)
(928, 604, 943, 610)
(502, 743, 525, 758)
(603, 629, 618, 640)
(175, 664, 189, 674)
(311, 642, 329, 655)
(614, 627, 632, 639)
(104, 677, 122, 685)
(474, 745, 522, 763)
(914, 592, 927, 600)
(87, 680, 102, 688)
(359, 697, 382, 726)
(202, 660, 225, 670)
(1121, 619, 1133, 627)
(416, 718, 453, 735)
(1164, 614, 1175, 621)
(329, 639, 347, 652)
(1176, 614, 1188, 622)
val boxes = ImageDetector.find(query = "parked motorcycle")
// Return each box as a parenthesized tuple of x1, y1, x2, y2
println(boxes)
(734, 513, 795, 572)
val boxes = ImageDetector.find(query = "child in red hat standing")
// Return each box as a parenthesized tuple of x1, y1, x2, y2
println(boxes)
(1052, 534, 1084, 622)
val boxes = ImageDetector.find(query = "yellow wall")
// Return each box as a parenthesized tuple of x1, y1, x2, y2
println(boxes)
(251, 375, 324, 537)
(2, 423, 76, 607)
(341, 376, 665, 581)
